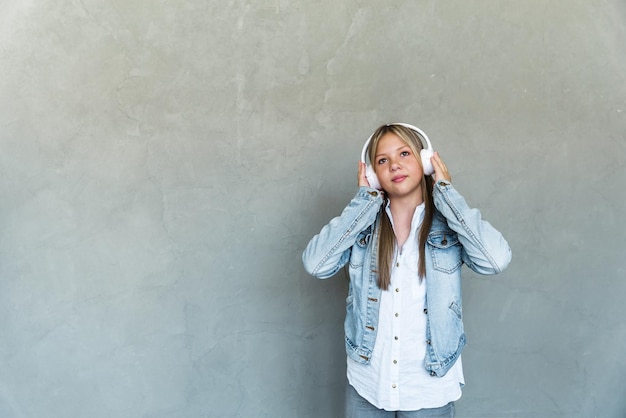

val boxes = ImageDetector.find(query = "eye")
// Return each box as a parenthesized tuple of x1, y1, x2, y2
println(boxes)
(400, 151, 410, 157)
(377, 158, 387, 165)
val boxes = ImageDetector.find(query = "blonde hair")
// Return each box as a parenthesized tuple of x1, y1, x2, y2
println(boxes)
(367, 124, 435, 290)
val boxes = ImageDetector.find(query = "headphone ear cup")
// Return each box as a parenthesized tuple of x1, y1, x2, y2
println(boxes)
(365, 164, 381, 190)
(420, 149, 434, 176)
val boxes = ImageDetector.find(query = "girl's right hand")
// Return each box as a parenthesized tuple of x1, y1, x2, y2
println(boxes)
(358, 162, 371, 188)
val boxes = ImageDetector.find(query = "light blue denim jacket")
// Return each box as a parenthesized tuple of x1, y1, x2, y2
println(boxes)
(302, 180, 512, 377)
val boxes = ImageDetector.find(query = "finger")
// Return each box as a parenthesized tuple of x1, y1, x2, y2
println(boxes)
(436, 154, 449, 173)
(431, 152, 451, 182)
(358, 162, 370, 187)
(431, 153, 443, 171)
(433, 152, 446, 168)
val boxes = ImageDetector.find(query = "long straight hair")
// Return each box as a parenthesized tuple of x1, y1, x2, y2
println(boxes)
(367, 124, 435, 290)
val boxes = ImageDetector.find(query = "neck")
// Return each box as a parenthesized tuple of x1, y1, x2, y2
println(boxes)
(387, 193, 424, 215)
(387, 194, 424, 249)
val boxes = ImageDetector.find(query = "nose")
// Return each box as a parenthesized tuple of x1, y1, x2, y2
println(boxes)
(390, 160, 401, 171)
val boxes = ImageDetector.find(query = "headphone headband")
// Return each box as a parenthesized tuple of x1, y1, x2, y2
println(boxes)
(360, 123, 432, 163)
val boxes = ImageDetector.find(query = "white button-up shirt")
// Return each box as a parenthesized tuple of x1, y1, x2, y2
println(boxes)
(347, 202, 464, 411)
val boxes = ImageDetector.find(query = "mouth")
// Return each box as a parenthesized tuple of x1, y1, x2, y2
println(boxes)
(392, 175, 407, 183)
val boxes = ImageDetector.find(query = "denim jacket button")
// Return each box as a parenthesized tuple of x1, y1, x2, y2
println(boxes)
(367, 191, 378, 197)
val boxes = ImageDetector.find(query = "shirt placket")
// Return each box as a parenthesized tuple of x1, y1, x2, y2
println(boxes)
(389, 249, 403, 410)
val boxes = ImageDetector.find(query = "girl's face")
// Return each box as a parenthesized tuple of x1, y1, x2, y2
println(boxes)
(374, 132, 424, 201)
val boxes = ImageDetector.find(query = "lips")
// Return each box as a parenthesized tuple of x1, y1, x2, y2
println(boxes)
(392, 175, 407, 183)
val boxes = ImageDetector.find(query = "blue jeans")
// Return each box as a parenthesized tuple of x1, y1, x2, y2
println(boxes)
(345, 382, 455, 418)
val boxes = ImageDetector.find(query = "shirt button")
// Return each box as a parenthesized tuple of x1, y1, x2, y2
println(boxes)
(368, 191, 378, 197)
(426, 339, 431, 345)
(394, 336, 398, 340)
(392, 384, 397, 389)
(395, 288, 399, 292)
(423, 308, 428, 314)
(395, 313, 399, 317)
(393, 360, 397, 364)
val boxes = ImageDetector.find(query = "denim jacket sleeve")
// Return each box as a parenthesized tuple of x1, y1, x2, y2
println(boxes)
(302, 187, 384, 279)
(432, 180, 512, 275)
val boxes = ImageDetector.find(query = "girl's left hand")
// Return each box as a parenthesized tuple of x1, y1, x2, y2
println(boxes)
(431, 152, 452, 183)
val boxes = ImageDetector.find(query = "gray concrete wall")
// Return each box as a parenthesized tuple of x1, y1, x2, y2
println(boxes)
(1, 1, 625, 417)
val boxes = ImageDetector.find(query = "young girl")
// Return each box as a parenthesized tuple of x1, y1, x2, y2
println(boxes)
(302, 123, 512, 417)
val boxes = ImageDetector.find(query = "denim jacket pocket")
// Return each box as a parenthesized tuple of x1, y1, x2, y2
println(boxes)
(349, 229, 371, 268)
(428, 231, 462, 273)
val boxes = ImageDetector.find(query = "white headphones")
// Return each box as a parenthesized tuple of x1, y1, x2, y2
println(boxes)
(360, 123, 435, 190)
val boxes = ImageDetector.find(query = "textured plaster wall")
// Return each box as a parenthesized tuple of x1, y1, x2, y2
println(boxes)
(1, 1, 625, 417)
